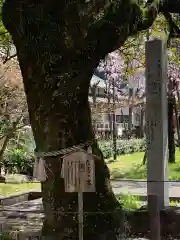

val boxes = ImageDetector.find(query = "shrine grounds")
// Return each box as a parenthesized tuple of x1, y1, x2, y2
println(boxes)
(1, 149, 180, 210)
(108, 149, 180, 181)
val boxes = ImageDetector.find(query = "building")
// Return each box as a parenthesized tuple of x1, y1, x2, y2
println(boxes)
(89, 70, 145, 137)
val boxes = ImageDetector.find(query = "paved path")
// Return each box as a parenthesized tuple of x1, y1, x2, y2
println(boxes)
(1, 180, 180, 238)
(1, 179, 180, 199)
(111, 180, 180, 197)
(0, 199, 43, 238)
(1, 180, 180, 214)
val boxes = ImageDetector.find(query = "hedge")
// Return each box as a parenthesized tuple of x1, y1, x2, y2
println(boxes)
(99, 138, 146, 159)
(1, 138, 146, 174)
(3, 148, 34, 175)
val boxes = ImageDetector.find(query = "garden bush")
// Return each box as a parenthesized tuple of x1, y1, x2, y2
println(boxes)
(0, 127, 35, 176)
(3, 148, 34, 175)
(99, 138, 146, 159)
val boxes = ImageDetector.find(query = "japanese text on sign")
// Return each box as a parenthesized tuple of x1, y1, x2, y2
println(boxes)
(61, 151, 95, 192)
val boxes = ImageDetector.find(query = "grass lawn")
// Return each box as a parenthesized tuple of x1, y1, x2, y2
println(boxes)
(0, 182, 41, 197)
(1, 149, 180, 196)
(107, 149, 180, 180)
(117, 194, 180, 210)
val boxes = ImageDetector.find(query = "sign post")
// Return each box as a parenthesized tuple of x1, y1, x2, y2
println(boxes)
(78, 191, 83, 240)
(61, 150, 96, 240)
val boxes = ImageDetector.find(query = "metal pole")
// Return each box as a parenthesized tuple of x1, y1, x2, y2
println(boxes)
(78, 192, 83, 240)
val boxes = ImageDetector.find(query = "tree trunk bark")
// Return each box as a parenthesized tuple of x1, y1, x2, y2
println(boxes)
(128, 88, 133, 138)
(140, 106, 144, 138)
(0, 119, 21, 176)
(21, 59, 122, 239)
(2, 2, 123, 238)
(90, 85, 98, 131)
(168, 95, 175, 163)
(24, 61, 122, 239)
(107, 96, 113, 139)
(0, 134, 10, 175)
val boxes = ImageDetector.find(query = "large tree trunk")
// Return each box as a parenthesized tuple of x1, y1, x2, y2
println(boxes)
(14, 53, 121, 240)
(2, 1, 122, 239)
(128, 88, 133, 138)
(107, 96, 113, 139)
(13, 55, 121, 240)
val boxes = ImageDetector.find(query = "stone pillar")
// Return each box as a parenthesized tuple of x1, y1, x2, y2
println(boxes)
(145, 39, 169, 208)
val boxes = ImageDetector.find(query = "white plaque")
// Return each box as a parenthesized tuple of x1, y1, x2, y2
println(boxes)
(61, 151, 95, 192)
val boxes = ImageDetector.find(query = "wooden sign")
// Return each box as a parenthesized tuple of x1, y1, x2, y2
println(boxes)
(61, 151, 95, 192)
(61, 150, 96, 240)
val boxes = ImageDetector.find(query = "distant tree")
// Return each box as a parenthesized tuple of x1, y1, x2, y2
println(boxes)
(0, 59, 28, 175)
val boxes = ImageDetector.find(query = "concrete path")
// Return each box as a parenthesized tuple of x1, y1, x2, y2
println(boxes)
(1, 180, 180, 239)
(1, 180, 180, 215)
(111, 180, 180, 197)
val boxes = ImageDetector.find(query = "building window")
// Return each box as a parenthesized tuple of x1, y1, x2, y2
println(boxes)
(116, 115, 129, 123)
(116, 115, 122, 123)
(135, 113, 140, 122)
(97, 87, 100, 96)
(100, 123, 103, 128)
(123, 115, 129, 123)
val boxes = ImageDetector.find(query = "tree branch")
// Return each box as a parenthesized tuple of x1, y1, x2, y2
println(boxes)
(88, 0, 160, 59)
(0, 114, 24, 163)
(132, 0, 160, 32)
(88, 0, 180, 60)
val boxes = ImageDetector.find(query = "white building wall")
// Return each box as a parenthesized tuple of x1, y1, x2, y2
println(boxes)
(93, 105, 145, 130)
(115, 107, 129, 115)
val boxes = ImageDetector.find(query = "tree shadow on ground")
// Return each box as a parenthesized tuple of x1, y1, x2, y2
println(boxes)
(110, 163, 147, 180)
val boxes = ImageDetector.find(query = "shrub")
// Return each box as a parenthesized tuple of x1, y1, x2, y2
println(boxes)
(117, 194, 141, 210)
(3, 148, 34, 174)
(99, 138, 146, 159)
